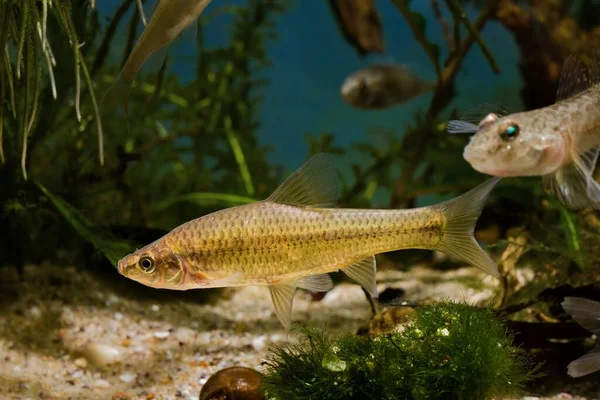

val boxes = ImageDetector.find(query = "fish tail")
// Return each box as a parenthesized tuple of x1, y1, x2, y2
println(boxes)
(435, 177, 501, 278)
(562, 297, 600, 377)
(101, 71, 132, 116)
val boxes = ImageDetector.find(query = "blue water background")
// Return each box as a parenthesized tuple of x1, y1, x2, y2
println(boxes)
(97, 0, 522, 204)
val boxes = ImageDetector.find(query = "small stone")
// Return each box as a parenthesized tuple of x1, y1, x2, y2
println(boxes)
(154, 330, 170, 339)
(74, 357, 88, 368)
(119, 372, 136, 383)
(199, 367, 265, 400)
(29, 306, 42, 319)
(71, 369, 84, 379)
(114, 312, 124, 321)
(80, 342, 122, 366)
(251, 336, 266, 352)
(151, 304, 160, 312)
(93, 379, 110, 388)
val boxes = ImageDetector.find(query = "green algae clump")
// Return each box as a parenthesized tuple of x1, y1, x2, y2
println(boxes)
(262, 301, 537, 400)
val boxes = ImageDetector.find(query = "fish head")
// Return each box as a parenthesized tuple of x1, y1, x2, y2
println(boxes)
(117, 238, 186, 290)
(340, 74, 371, 107)
(463, 112, 566, 177)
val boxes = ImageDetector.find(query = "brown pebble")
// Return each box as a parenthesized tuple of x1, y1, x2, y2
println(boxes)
(146, 394, 155, 400)
(112, 392, 133, 400)
(199, 367, 265, 400)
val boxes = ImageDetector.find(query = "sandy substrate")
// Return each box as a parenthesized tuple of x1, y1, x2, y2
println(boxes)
(0, 263, 597, 400)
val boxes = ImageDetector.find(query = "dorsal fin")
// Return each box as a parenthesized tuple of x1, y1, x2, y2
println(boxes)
(556, 47, 600, 102)
(267, 153, 338, 208)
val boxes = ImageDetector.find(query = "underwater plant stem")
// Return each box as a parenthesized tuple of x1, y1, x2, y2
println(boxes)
(390, 0, 499, 208)
(225, 119, 255, 196)
(431, 0, 453, 50)
(391, 0, 441, 76)
(445, 0, 501, 74)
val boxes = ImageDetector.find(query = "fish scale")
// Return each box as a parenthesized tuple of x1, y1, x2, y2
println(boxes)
(118, 153, 500, 328)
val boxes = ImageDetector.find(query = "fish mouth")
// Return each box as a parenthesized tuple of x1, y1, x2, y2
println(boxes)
(117, 258, 126, 275)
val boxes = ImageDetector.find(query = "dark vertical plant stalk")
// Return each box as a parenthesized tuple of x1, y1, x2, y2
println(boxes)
(390, 0, 500, 208)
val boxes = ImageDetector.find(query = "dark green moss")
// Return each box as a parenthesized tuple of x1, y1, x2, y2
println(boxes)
(263, 301, 538, 400)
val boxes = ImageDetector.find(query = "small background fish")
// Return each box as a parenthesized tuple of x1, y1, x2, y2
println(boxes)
(340, 63, 435, 110)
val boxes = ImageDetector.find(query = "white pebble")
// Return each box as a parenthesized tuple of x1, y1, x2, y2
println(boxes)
(119, 373, 136, 383)
(71, 369, 83, 379)
(114, 312, 123, 321)
(252, 336, 266, 352)
(93, 379, 110, 388)
(154, 330, 170, 339)
(74, 357, 87, 368)
(80, 342, 122, 366)
(29, 306, 42, 319)
(151, 304, 160, 312)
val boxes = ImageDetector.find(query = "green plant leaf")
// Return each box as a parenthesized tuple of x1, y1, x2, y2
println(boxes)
(36, 182, 136, 268)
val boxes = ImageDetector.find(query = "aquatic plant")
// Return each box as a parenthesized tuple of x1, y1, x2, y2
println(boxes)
(263, 301, 537, 400)
(0, 0, 103, 178)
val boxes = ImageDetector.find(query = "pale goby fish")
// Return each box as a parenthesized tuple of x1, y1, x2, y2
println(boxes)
(561, 297, 600, 377)
(340, 63, 435, 110)
(102, 0, 212, 112)
(448, 48, 600, 210)
(117, 154, 500, 328)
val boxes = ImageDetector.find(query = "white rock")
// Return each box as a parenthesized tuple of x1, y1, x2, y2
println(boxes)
(93, 379, 110, 388)
(154, 330, 170, 339)
(252, 336, 266, 352)
(119, 372, 136, 383)
(114, 312, 124, 321)
(151, 304, 160, 312)
(74, 357, 88, 368)
(80, 342, 122, 366)
(29, 306, 42, 319)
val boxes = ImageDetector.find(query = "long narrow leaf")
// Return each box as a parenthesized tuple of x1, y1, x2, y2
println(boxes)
(36, 182, 136, 268)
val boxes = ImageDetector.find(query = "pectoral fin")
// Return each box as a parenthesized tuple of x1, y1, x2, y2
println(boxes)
(542, 145, 600, 210)
(341, 256, 378, 298)
(297, 273, 333, 292)
(269, 282, 297, 329)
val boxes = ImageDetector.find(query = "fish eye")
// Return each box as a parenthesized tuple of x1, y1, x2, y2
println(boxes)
(138, 256, 155, 273)
(500, 124, 519, 141)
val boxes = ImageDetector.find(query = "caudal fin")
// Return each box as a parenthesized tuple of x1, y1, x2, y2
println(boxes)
(436, 177, 501, 278)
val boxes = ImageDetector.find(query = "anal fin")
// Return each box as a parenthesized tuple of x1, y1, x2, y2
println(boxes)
(269, 282, 297, 329)
(297, 273, 333, 292)
(341, 256, 378, 298)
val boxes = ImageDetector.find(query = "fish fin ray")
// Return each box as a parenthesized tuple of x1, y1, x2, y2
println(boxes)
(568, 346, 600, 378)
(562, 297, 600, 334)
(269, 282, 297, 329)
(436, 177, 501, 277)
(556, 47, 600, 102)
(297, 274, 333, 292)
(342, 256, 378, 298)
(456, 102, 515, 125)
(447, 120, 479, 134)
(542, 145, 600, 210)
(267, 153, 338, 208)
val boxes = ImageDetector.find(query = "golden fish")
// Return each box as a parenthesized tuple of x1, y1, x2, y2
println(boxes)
(118, 154, 500, 328)
(102, 0, 212, 112)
